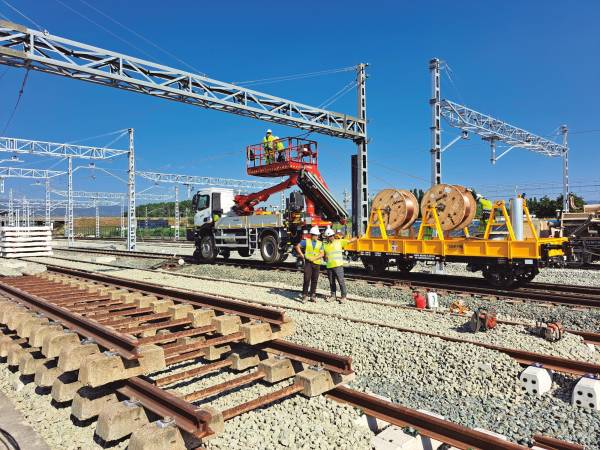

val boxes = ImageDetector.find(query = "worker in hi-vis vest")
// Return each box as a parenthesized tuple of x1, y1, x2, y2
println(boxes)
(323, 228, 356, 303)
(476, 193, 493, 233)
(262, 129, 284, 164)
(294, 226, 324, 303)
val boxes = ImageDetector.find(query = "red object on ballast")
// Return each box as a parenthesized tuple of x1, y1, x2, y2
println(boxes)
(413, 292, 426, 309)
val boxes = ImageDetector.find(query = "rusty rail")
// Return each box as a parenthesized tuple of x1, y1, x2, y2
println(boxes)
(46, 265, 287, 324)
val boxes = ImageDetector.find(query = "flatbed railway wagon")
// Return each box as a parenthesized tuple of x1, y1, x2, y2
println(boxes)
(345, 197, 567, 288)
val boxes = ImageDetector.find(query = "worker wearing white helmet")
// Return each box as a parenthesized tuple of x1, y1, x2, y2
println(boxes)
(294, 226, 324, 303)
(323, 227, 357, 303)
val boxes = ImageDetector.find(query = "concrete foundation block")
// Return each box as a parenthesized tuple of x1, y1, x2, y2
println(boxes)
(200, 406, 224, 437)
(96, 400, 149, 442)
(167, 304, 194, 320)
(0, 304, 25, 324)
(19, 352, 50, 375)
(241, 321, 273, 345)
(204, 345, 230, 361)
(58, 342, 100, 372)
(7, 345, 35, 366)
(138, 344, 166, 372)
(354, 393, 392, 433)
(295, 368, 334, 397)
(7, 310, 35, 331)
(519, 365, 553, 396)
(150, 299, 174, 313)
(71, 387, 118, 420)
(42, 330, 80, 358)
(188, 308, 215, 328)
(34, 365, 63, 388)
(212, 314, 241, 335)
(51, 377, 83, 403)
(228, 352, 260, 371)
(29, 324, 63, 348)
(259, 357, 295, 383)
(78, 352, 127, 387)
(128, 420, 186, 450)
(572, 376, 600, 411)
(272, 320, 296, 339)
(110, 289, 129, 300)
(120, 292, 141, 304)
(16, 316, 49, 338)
(0, 337, 25, 357)
(372, 425, 419, 450)
(135, 295, 158, 308)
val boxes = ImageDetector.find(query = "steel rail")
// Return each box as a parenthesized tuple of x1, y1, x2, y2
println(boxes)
(46, 265, 287, 324)
(532, 434, 584, 450)
(327, 386, 526, 450)
(117, 376, 213, 438)
(0, 282, 140, 359)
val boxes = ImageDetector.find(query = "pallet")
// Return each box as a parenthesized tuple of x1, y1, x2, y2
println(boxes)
(0, 226, 53, 258)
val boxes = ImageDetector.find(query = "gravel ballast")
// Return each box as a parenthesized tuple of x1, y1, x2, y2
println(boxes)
(18, 254, 600, 447)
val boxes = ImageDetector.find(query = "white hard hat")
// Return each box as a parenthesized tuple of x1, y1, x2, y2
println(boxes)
(476, 193, 483, 199)
(266, 129, 272, 133)
(324, 228, 335, 237)
(309, 226, 320, 236)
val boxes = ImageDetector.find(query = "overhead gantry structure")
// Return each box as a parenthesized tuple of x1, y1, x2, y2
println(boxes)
(429, 58, 570, 211)
(0, 166, 65, 226)
(0, 134, 132, 246)
(0, 20, 370, 235)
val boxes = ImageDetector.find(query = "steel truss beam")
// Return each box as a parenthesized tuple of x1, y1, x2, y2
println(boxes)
(51, 190, 170, 201)
(0, 20, 364, 140)
(439, 100, 567, 158)
(0, 166, 65, 178)
(0, 136, 128, 159)
(138, 171, 274, 190)
(0, 198, 118, 208)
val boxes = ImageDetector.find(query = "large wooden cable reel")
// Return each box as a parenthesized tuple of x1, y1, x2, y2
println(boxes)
(370, 189, 419, 232)
(420, 184, 476, 232)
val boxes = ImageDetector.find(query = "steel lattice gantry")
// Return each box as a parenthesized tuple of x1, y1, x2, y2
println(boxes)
(0, 20, 370, 234)
(0, 166, 65, 226)
(51, 190, 171, 201)
(429, 58, 570, 211)
(137, 171, 275, 190)
(0, 132, 135, 247)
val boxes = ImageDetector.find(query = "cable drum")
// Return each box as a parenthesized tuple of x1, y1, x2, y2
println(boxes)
(420, 184, 476, 231)
(370, 189, 419, 232)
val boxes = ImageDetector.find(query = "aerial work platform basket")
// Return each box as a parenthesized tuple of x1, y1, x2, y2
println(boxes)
(246, 137, 318, 177)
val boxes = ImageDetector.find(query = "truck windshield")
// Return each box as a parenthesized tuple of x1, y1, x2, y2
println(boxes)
(196, 195, 210, 211)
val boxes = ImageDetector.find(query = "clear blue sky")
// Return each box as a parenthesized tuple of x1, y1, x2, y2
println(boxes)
(1, 0, 599, 209)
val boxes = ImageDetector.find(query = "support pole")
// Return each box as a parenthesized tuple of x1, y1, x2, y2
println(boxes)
(430, 58, 442, 186)
(0, 178, 4, 194)
(354, 63, 369, 236)
(67, 157, 74, 247)
(120, 199, 125, 238)
(174, 184, 180, 241)
(45, 178, 51, 227)
(561, 125, 569, 212)
(95, 199, 100, 238)
(8, 188, 13, 226)
(127, 128, 137, 251)
(490, 138, 498, 165)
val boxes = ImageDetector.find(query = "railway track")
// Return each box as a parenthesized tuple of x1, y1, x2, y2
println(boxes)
(0, 268, 586, 449)
(56, 246, 600, 309)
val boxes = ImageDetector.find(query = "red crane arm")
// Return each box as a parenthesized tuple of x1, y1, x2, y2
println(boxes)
(233, 174, 298, 215)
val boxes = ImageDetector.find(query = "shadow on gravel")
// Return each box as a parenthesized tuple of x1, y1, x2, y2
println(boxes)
(267, 287, 302, 301)
(93, 433, 129, 449)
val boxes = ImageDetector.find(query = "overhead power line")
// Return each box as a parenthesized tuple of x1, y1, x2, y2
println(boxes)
(1, 0, 44, 30)
(233, 66, 356, 87)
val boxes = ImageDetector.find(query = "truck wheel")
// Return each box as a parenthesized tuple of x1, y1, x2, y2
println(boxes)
(260, 235, 280, 264)
(198, 235, 217, 263)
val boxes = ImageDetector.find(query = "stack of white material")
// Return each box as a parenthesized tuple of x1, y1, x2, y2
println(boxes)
(0, 226, 53, 258)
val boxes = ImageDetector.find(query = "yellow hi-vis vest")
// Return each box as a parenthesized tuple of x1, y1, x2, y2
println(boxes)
(263, 135, 275, 149)
(479, 198, 493, 212)
(324, 239, 345, 269)
(305, 239, 323, 265)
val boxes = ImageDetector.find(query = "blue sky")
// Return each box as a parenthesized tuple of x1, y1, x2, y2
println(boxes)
(0, 0, 599, 210)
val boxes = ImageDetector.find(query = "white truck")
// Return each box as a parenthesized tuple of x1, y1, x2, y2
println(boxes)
(190, 187, 297, 264)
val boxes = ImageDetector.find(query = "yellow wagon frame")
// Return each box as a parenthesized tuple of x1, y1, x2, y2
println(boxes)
(346, 200, 566, 261)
